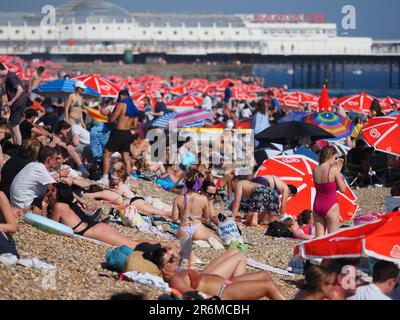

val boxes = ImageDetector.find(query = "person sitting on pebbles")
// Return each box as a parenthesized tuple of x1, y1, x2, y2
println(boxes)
(146, 248, 285, 300)
(172, 172, 223, 268)
(230, 175, 281, 226)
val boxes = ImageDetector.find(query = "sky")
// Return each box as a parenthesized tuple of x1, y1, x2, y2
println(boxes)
(1, 0, 399, 39)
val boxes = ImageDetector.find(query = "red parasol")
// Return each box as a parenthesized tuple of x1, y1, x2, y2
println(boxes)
(167, 94, 204, 107)
(333, 93, 377, 114)
(300, 211, 400, 263)
(361, 115, 400, 156)
(73, 74, 121, 97)
(318, 85, 332, 112)
(255, 155, 358, 221)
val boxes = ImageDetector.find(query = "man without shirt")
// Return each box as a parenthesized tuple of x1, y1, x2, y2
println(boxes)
(100, 90, 139, 184)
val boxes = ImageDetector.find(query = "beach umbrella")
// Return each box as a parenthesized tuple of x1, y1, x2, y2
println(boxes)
(169, 85, 189, 96)
(152, 109, 215, 129)
(303, 111, 354, 139)
(184, 78, 209, 88)
(380, 97, 400, 111)
(167, 94, 203, 108)
(0, 62, 23, 75)
(278, 91, 319, 108)
(244, 84, 265, 93)
(255, 155, 358, 221)
(255, 121, 335, 145)
(361, 115, 400, 156)
(107, 74, 123, 83)
(215, 78, 242, 91)
(73, 74, 121, 98)
(277, 111, 308, 123)
(264, 143, 295, 159)
(32, 79, 100, 98)
(333, 93, 377, 114)
(318, 85, 332, 112)
(299, 211, 400, 263)
(131, 90, 155, 110)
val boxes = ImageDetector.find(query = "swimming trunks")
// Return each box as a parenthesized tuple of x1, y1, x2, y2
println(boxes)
(105, 129, 133, 153)
(248, 185, 280, 215)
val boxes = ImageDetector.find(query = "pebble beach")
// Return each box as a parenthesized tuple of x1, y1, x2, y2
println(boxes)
(0, 177, 389, 300)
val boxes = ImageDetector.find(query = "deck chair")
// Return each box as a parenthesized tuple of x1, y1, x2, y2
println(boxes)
(367, 152, 389, 186)
(344, 153, 364, 187)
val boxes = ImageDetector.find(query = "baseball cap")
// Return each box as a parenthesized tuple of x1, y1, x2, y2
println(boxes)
(74, 80, 87, 90)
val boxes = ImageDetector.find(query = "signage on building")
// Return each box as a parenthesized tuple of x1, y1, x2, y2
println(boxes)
(253, 14, 326, 23)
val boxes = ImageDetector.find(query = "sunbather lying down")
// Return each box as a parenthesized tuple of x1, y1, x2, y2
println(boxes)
(146, 248, 286, 300)
(84, 168, 172, 217)
(44, 182, 178, 250)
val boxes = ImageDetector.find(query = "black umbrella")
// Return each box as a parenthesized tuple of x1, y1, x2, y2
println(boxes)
(255, 121, 335, 145)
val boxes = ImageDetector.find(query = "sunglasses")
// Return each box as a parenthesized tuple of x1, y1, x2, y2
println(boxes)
(204, 191, 216, 198)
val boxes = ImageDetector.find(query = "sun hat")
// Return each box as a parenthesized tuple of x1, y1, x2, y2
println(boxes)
(154, 92, 162, 99)
(74, 80, 87, 90)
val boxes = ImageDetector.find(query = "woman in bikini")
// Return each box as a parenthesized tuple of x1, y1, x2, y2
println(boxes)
(172, 172, 223, 267)
(46, 182, 138, 247)
(84, 168, 172, 217)
(312, 146, 347, 237)
(65, 81, 85, 128)
(146, 248, 285, 300)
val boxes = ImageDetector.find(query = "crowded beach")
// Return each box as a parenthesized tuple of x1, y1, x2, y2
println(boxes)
(0, 55, 399, 300)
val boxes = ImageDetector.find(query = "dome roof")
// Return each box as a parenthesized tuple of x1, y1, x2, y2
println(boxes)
(57, 0, 133, 23)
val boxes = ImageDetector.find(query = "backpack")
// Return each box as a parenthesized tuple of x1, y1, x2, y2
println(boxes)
(265, 221, 293, 238)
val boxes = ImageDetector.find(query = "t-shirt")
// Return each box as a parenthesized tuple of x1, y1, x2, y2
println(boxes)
(347, 283, 392, 300)
(155, 101, 168, 116)
(37, 114, 59, 132)
(50, 164, 79, 179)
(70, 124, 90, 146)
(4, 71, 27, 108)
(10, 162, 56, 209)
(0, 155, 30, 199)
(20, 120, 34, 141)
(224, 87, 232, 103)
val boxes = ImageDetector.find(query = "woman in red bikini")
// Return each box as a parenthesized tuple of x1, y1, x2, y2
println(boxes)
(147, 248, 285, 300)
(313, 146, 347, 238)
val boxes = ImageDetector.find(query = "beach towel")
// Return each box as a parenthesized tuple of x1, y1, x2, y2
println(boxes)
(123, 271, 170, 292)
(247, 258, 295, 277)
(144, 196, 173, 212)
(137, 222, 177, 239)
(354, 211, 384, 226)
